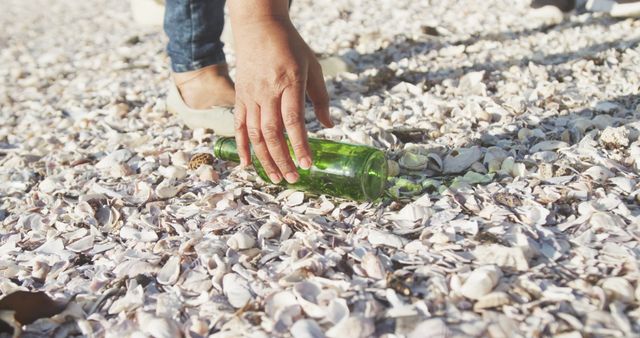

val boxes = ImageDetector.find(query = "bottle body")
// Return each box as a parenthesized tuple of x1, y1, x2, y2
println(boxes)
(214, 137, 388, 201)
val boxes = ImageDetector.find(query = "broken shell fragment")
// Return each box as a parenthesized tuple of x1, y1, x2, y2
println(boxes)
(459, 265, 502, 300)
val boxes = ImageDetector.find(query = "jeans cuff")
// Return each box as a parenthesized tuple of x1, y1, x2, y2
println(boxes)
(170, 51, 227, 73)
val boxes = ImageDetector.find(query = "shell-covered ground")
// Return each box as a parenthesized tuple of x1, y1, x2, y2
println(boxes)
(1, 0, 640, 337)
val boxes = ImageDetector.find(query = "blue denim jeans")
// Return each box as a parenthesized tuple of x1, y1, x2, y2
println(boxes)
(163, 0, 227, 73)
(164, 0, 292, 73)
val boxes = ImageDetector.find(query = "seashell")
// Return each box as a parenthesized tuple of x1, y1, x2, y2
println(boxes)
(157, 256, 181, 285)
(155, 179, 183, 199)
(196, 164, 219, 182)
(290, 319, 325, 338)
(293, 281, 325, 318)
(474, 244, 530, 271)
(188, 152, 214, 170)
(608, 176, 634, 195)
(399, 151, 429, 171)
(361, 251, 386, 279)
(592, 113, 614, 129)
(459, 265, 502, 300)
(602, 277, 634, 303)
(583, 166, 613, 183)
(109, 163, 133, 178)
(537, 163, 554, 179)
(108, 284, 144, 314)
(530, 140, 569, 153)
(137, 312, 182, 338)
(266, 290, 301, 323)
(483, 147, 508, 173)
(306, 200, 335, 215)
(67, 235, 95, 252)
(39, 177, 61, 194)
(599, 126, 630, 149)
(473, 291, 511, 311)
(31, 260, 50, 280)
(96, 149, 133, 169)
(287, 191, 305, 207)
(511, 162, 527, 177)
(170, 151, 189, 166)
(368, 229, 405, 249)
(96, 205, 118, 229)
(326, 299, 349, 325)
(517, 128, 533, 142)
(409, 318, 450, 338)
(158, 165, 187, 180)
(387, 160, 400, 177)
(223, 273, 253, 308)
(227, 232, 256, 250)
(443, 146, 482, 174)
(326, 316, 374, 338)
(258, 222, 281, 240)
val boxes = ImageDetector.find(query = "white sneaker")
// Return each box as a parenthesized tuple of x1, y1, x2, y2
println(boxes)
(587, 0, 640, 17)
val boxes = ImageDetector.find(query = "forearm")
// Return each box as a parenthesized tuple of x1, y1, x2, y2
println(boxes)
(228, 0, 290, 26)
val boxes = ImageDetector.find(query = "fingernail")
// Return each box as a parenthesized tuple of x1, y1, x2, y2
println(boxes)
(269, 173, 282, 184)
(285, 172, 299, 183)
(299, 157, 312, 169)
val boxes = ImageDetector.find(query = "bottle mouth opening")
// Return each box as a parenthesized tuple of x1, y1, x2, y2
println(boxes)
(361, 150, 388, 201)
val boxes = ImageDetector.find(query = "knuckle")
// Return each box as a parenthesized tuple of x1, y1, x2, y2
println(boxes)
(261, 124, 282, 141)
(247, 128, 263, 143)
(292, 143, 308, 156)
(234, 118, 246, 131)
(282, 111, 302, 127)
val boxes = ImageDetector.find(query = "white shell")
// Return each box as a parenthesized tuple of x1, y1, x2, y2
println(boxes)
(459, 265, 502, 299)
(399, 151, 429, 171)
(196, 164, 219, 182)
(602, 277, 635, 303)
(227, 232, 256, 250)
(223, 273, 253, 308)
(157, 256, 181, 285)
(367, 230, 405, 249)
(409, 319, 450, 338)
(293, 281, 325, 318)
(443, 146, 482, 174)
(361, 251, 386, 279)
(290, 319, 325, 338)
(258, 222, 281, 240)
(473, 291, 511, 310)
(326, 316, 374, 338)
(158, 165, 187, 180)
(154, 179, 183, 199)
(287, 191, 305, 207)
(137, 312, 182, 338)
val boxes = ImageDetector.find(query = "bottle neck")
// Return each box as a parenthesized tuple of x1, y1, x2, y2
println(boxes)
(214, 137, 241, 163)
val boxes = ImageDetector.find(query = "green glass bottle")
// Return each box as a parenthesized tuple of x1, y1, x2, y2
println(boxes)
(214, 137, 388, 201)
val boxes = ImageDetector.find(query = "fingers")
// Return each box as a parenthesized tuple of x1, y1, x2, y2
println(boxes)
(281, 83, 313, 171)
(306, 60, 333, 128)
(261, 98, 299, 183)
(234, 101, 251, 167)
(245, 103, 283, 184)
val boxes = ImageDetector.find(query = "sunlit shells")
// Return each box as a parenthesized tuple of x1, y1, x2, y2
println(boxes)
(157, 256, 181, 285)
(459, 265, 502, 300)
(443, 147, 482, 174)
(223, 273, 253, 308)
(3, 0, 640, 336)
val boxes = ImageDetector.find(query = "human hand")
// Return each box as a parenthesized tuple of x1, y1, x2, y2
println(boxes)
(230, 7, 333, 184)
